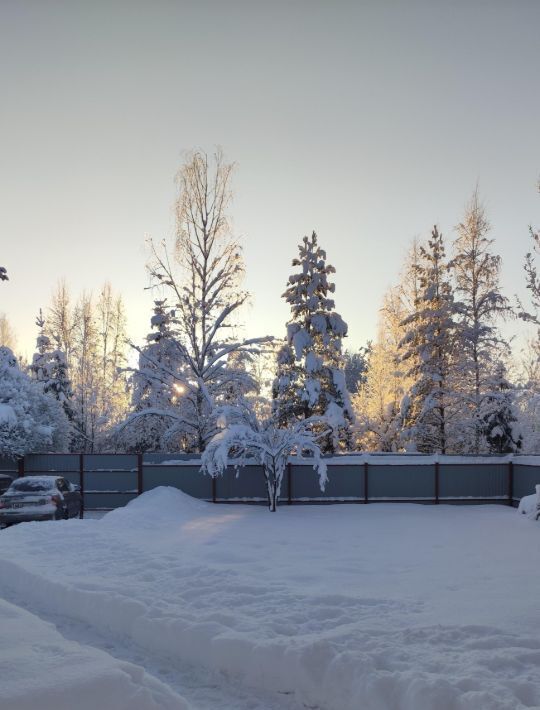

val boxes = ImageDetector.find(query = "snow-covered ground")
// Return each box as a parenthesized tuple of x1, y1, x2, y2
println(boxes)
(1, 489, 540, 710)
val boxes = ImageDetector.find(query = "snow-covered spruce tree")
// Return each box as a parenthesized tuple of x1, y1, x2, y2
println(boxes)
(126, 150, 272, 453)
(272, 232, 353, 452)
(117, 300, 183, 452)
(343, 346, 371, 394)
(0, 346, 69, 458)
(480, 362, 522, 454)
(400, 226, 458, 454)
(353, 291, 409, 451)
(30, 310, 75, 432)
(450, 189, 510, 453)
(201, 405, 327, 512)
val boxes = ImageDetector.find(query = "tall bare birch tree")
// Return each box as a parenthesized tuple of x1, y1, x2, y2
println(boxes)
(127, 150, 271, 452)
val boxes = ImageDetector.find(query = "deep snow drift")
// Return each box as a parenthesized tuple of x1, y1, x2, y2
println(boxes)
(1, 489, 540, 710)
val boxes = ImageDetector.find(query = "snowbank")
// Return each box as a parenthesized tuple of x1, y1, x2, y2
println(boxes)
(518, 485, 540, 517)
(1, 491, 540, 710)
(0, 597, 189, 710)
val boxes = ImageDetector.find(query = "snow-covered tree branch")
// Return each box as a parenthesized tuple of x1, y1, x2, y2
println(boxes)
(201, 405, 328, 512)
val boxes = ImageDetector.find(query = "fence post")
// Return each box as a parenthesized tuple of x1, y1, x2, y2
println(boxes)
(137, 453, 143, 497)
(287, 462, 292, 505)
(17, 456, 24, 478)
(434, 460, 440, 504)
(364, 461, 369, 503)
(79, 453, 84, 518)
(508, 460, 514, 507)
(212, 475, 217, 503)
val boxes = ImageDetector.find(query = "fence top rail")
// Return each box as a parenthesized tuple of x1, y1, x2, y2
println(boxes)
(6, 453, 540, 467)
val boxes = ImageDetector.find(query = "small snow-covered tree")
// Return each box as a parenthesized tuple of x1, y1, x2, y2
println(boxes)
(0, 346, 69, 458)
(128, 150, 271, 452)
(30, 310, 74, 430)
(450, 189, 510, 452)
(480, 362, 522, 454)
(201, 406, 327, 512)
(0, 266, 7, 281)
(400, 226, 458, 453)
(272, 232, 353, 452)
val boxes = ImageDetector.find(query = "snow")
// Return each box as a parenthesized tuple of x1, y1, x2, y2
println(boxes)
(518, 485, 540, 517)
(0, 596, 188, 710)
(0, 402, 16, 425)
(1, 489, 540, 709)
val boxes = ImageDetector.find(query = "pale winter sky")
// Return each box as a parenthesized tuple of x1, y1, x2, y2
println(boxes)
(1, 0, 539, 360)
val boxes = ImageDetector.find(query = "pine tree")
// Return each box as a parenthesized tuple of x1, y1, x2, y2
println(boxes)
(480, 362, 522, 454)
(450, 189, 509, 452)
(119, 300, 183, 452)
(272, 232, 353, 451)
(400, 226, 457, 453)
(30, 310, 74, 432)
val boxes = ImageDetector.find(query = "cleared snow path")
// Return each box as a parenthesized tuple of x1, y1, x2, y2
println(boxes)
(1, 489, 540, 710)
(0, 596, 188, 710)
(0, 588, 306, 710)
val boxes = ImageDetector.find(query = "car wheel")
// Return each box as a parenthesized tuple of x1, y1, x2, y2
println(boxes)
(55, 507, 69, 521)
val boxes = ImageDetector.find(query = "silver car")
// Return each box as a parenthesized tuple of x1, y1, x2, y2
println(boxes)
(0, 476, 82, 527)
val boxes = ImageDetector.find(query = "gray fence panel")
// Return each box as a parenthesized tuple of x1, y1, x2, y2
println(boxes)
(83, 492, 138, 509)
(84, 470, 138, 493)
(290, 463, 363, 500)
(144, 453, 201, 463)
(368, 464, 435, 500)
(439, 464, 508, 499)
(143, 464, 211, 499)
(84, 454, 138, 472)
(289, 464, 336, 500)
(0, 458, 18, 473)
(216, 465, 269, 500)
(24, 453, 79, 473)
(513, 464, 540, 500)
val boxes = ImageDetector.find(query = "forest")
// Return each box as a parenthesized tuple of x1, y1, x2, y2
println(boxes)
(1, 150, 540, 458)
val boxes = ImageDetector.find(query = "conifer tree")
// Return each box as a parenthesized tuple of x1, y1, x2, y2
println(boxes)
(31, 310, 74, 431)
(272, 232, 353, 451)
(480, 362, 522, 454)
(400, 226, 457, 453)
(450, 189, 509, 452)
(119, 300, 184, 452)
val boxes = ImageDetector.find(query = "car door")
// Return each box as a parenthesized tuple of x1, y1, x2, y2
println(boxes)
(56, 478, 73, 516)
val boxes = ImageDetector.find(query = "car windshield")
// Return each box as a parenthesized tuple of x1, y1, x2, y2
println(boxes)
(8, 479, 56, 493)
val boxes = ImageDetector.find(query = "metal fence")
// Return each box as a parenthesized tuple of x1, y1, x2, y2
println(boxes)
(1, 453, 539, 511)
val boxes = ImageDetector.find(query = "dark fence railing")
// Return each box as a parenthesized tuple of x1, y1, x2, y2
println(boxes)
(1, 453, 539, 512)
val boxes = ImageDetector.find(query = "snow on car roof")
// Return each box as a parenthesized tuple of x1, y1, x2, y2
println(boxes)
(10, 476, 61, 486)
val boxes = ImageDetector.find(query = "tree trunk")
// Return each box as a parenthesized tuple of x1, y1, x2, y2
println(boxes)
(265, 464, 278, 512)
